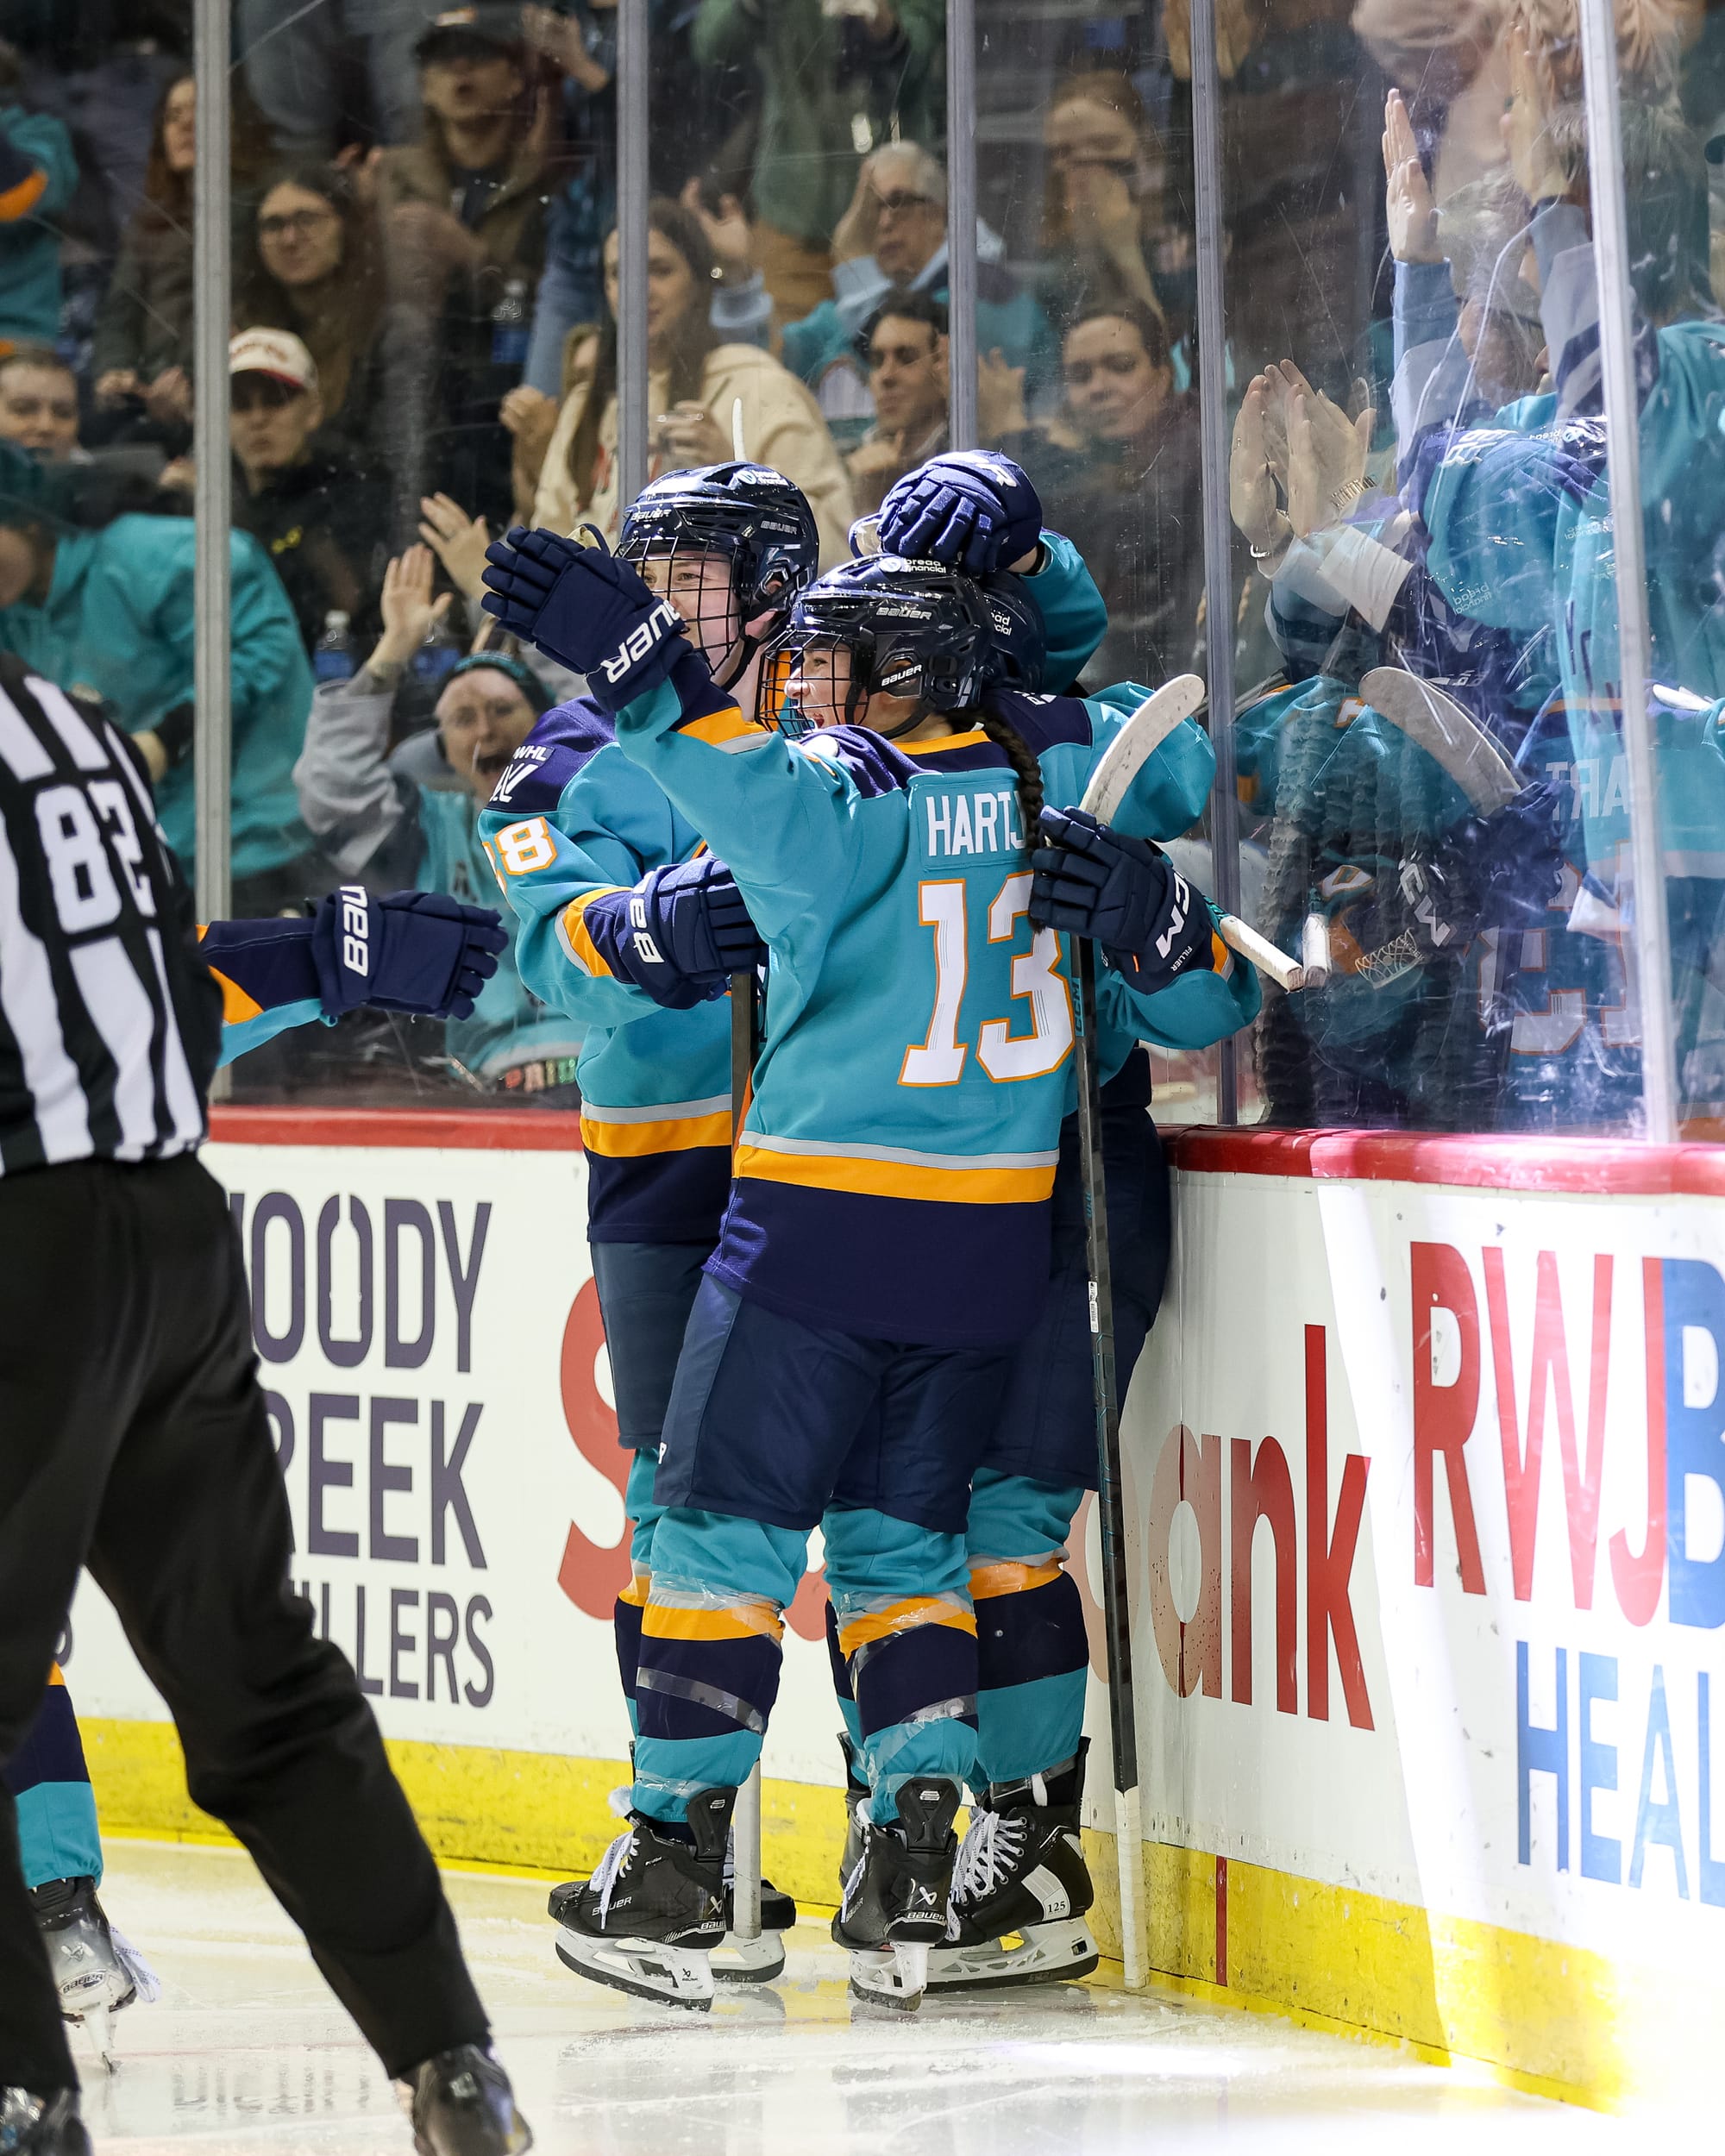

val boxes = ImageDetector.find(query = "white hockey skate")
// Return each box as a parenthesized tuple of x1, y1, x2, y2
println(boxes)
(30, 1876, 159, 2071)
(832, 1777, 961, 2012)
(549, 1787, 733, 2009)
(925, 1743, 1099, 1992)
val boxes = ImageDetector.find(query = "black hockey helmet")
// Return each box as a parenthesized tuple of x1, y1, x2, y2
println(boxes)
(618, 461, 819, 622)
(786, 556, 1000, 732)
(976, 571, 1047, 695)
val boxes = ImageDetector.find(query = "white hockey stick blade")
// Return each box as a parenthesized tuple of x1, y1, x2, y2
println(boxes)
(731, 397, 748, 462)
(1219, 912, 1304, 991)
(1080, 674, 1207, 823)
(1300, 911, 1333, 988)
(1360, 667, 1522, 815)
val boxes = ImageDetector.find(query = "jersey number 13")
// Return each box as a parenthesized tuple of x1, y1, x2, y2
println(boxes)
(901, 871, 1073, 1086)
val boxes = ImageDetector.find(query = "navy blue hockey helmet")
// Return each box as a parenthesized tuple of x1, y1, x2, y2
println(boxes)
(618, 461, 819, 621)
(787, 556, 1000, 731)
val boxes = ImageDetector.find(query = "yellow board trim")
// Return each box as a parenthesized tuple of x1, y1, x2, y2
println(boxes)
(581, 1110, 734, 1156)
(735, 1142, 1055, 1206)
(78, 1715, 1689, 2111)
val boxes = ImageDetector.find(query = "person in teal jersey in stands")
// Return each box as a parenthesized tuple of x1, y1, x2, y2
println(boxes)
(0, 451, 315, 909)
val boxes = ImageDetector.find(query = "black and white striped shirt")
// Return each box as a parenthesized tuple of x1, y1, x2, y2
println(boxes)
(0, 656, 221, 1176)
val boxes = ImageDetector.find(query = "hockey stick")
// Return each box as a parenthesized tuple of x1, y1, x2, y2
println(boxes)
(729, 962, 764, 1944)
(1064, 674, 1214, 1993)
(1359, 667, 1522, 815)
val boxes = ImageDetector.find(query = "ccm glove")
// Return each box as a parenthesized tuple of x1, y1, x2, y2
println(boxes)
(310, 887, 509, 1021)
(480, 523, 692, 711)
(878, 452, 1043, 574)
(1029, 806, 1217, 991)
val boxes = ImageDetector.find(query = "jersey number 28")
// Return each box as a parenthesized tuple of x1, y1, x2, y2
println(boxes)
(901, 872, 1072, 1086)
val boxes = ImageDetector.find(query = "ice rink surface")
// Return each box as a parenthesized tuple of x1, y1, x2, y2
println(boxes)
(69, 1841, 1650, 2154)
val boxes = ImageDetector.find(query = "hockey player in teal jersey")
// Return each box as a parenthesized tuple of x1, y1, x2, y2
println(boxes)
(480, 509, 1236, 2007)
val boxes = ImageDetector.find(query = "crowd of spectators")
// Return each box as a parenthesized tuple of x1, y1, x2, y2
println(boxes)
(0, 0, 1720, 1126)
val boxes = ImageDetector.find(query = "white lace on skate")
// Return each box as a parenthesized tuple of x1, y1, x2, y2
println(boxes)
(952, 1807, 1029, 1913)
(588, 1824, 640, 1924)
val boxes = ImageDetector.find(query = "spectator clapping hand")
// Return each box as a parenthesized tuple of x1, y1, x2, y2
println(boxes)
(1230, 373, 1291, 571)
(1503, 35, 1568, 205)
(524, 3, 613, 94)
(419, 494, 492, 605)
(1273, 362, 1374, 539)
(678, 178, 754, 287)
(1382, 91, 1440, 266)
(373, 544, 454, 674)
(656, 401, 732, 466)
(143, 367, 193, 426)
(978, 348, 1028, 443)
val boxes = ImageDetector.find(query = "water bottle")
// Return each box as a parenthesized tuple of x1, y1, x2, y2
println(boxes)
(313, 609, 355, 684)
(490, 275, 530, 371)
(413, 611, 461, 690)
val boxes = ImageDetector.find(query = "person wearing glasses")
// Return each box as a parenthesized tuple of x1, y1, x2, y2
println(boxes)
(702, 143, 1058, 448)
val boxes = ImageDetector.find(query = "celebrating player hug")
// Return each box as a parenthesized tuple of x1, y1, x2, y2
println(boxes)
(478, 449, 1257, 2009)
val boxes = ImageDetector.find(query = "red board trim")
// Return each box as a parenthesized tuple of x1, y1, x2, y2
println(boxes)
(1167, 1125, 1725, 1200)
(208, 1106, 584, 1152)
(203, 1106, 1724, 1196)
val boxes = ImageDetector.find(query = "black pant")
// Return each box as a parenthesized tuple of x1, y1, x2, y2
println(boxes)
(0, 1155, 487, 2091)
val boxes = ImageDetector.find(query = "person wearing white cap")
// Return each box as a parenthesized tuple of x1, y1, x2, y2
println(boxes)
(160, 330, 389, 660)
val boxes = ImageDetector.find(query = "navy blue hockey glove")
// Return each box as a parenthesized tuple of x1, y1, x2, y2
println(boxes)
(637, 856, 766, 987)
(480, 523, 692, 711)
(877, 452, 1042, 574)
(1029, 806, 1216, 990)
(1427, 774, 1566, 935)
(582, 857, 766, 1008)
(310, 887, 508, 1021)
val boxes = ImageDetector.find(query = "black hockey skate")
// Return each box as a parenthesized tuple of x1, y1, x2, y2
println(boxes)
(0, 2089, 89, 2154)
(394, 2044, 531, 2155)
(549, 1787, 733, 2009)
(927, 1741, 1098, 1991)
(836, 1732, 869, 1895)
(30, 1875, 158, 2071)
(831, 1777, 962, 2010)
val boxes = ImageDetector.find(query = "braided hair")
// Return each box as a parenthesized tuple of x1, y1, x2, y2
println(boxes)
(975, 703, 1045, 852)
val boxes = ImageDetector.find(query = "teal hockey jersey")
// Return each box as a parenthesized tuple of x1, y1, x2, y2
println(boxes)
(605, 645, 1229, 1344)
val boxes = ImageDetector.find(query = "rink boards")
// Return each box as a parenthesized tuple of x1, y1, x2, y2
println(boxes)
(63, 1108, 1725, 2107)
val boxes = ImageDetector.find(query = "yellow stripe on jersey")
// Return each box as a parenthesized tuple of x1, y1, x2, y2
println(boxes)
(837, 1595, 975, 1657)
(617, 1570, 651, 1609)
(580, 1093, 734, 1156)
(677, 703, 764, 749)
(734, 1139, 1056, 1206)
(642, 1601, 785, 1644)
(0, 166, 47, 223)
(903, 730, 989, 755)
(559, 886, 628, 979)
(205, 966, 264, 1025)
(48, 1663, 66, 1686)
(969, 1560, 1063, 1601)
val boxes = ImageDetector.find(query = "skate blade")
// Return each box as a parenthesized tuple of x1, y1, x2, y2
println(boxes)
(554, 1926, 715, 2010)
(925, 1918, 1099, 1993)
(711, 1930, 787, 1984)
(846, 1940, 929, 2012)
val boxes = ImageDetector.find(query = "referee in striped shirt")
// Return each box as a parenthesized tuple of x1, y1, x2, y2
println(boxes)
(0, 656, 531, 2155)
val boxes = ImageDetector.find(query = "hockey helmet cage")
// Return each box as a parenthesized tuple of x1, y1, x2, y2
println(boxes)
(618, 462, 819, 622)
(788, 556, 1000, 718)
